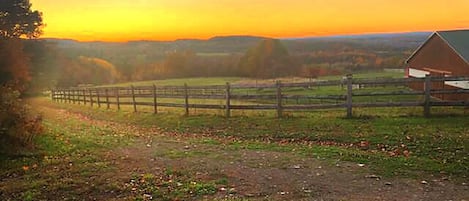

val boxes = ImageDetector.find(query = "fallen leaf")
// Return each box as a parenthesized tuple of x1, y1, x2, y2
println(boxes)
(365, 174, 380, 179)
(403, 150, 410, 157)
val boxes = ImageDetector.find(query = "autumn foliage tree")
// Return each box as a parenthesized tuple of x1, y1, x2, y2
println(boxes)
(129, 50, 241, 81)
(0, 0, 43, 39)
(0, 39, 31, 91)
(0, 0, 43, 151)
(0, 0, 43, 90)
(57, 56, 122, 87)
(239, 39, 297, 79)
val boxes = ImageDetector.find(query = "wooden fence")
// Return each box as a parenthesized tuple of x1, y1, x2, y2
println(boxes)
(51, 75, 469, 118)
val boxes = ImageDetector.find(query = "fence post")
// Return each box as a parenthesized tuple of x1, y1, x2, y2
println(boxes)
(97, 89, 101, 108)
(69, 90, 72, 104)
(89, 89, 94, 107)
(51, 89, 55, 101)
(116, 87, 120, 110)
(83, 89, 87, 105)
(65, 89, 69, 103)
(66, 90, 69, 103)
(69, 90, 72, 103)
(65, 89, 68, 103)
(76, 90, 80, 105)
(131, 85, 137, 112)
(105, 88, 110, 109)
(153, 84, 158, 114)
(346, 74, 353, 118)
(184, 83, 189, 116)
(424, 74, 431, 117)
(276, 80, 283, 118)
(225, 82, 231, 118)
(73, 90, 77, 104)
(81, 89, 85, 105)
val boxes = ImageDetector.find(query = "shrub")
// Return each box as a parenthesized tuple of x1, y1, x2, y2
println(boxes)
(0, 86, 42, 152)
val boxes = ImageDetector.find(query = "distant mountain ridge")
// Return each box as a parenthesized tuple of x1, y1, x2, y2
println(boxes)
(284, 32, 432, 40)
(208, 35, 269, 42)
(41, 32, 430, 48)
(42, 32, 432, 43)
(42, 35, 267, 44)
(39, 32, 429, 59)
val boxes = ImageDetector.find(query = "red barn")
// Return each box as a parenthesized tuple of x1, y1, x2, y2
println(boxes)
(406, 30, 469, 101)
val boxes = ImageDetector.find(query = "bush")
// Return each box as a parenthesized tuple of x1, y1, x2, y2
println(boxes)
(0, 86, 42, 152)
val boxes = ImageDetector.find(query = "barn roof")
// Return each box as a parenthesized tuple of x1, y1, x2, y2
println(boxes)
(438, 30, 469, 64)
(406, 29, 469, 64)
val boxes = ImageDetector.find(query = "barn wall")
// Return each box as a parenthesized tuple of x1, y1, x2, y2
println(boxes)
(407, 34, 469, 101)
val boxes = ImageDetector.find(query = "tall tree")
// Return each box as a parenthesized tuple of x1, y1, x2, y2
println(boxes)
(0, 0, 43, 39)
(0, 0, 43, 90)
(0, 0, 43, 149)
(239, 39, 296, 79)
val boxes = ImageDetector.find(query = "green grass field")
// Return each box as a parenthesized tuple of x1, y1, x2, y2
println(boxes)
(100, 77, 244, 87)
(4, 71, 468, 200)
(100, 71, 404, 88)
(48, 71, 469, 178)
(90, 71, 422, 112)
(39, 94, 469, 179)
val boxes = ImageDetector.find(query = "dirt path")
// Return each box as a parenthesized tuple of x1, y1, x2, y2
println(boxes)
(114, 137, 468, 201)
(1, 103, 467, 200)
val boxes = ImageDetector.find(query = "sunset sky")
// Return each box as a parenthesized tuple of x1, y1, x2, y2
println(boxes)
(31, 0, 469, 42)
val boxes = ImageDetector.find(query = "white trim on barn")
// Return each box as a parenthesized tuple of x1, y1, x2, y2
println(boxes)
(408, 67, 469, 89)
(408, 68, 429, 78)
(444, 81, 469, 89)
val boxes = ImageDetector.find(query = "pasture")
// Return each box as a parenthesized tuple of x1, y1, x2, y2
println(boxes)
(1, 72, 468, 200)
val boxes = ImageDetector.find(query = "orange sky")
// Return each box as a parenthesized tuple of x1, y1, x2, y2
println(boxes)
(31, 0, 469, 42)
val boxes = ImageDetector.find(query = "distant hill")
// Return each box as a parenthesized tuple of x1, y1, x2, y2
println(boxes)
(41, 32, 429, 53)
(285, 32, 431, 40)
(42, 38, 81, 47)
(282, 32, 430, 53)
(208, 35, 268, 42)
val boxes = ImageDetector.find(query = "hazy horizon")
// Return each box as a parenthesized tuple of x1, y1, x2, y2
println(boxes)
(40, 30, 437, 43)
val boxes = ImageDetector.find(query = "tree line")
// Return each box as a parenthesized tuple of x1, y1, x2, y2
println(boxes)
(26, 36, 415, 89)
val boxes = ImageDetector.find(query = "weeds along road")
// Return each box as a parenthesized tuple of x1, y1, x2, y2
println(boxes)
(1, 98, 467, 200)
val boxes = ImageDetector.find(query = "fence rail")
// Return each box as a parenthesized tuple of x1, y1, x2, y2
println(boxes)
(51, 75, 469, 118)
